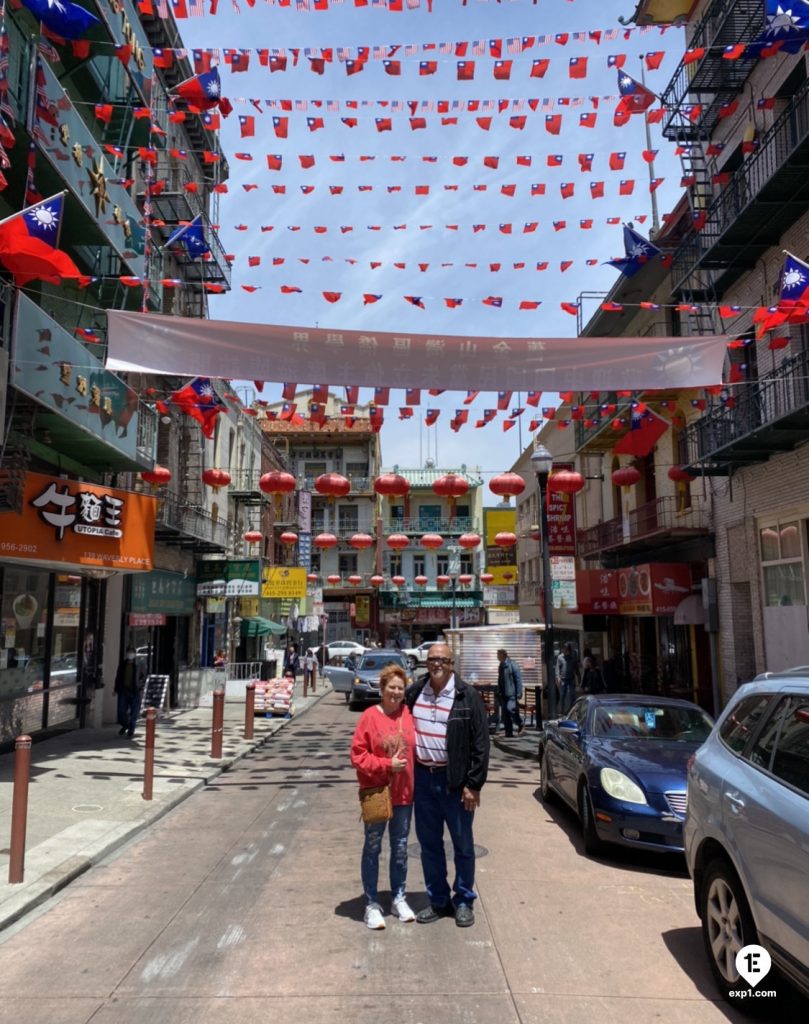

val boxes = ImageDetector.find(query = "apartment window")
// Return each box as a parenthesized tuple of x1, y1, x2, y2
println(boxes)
(337, 504, 358, 532)
(310, 553, 321, 574)
(437, 555, 449, 575)
(345, 462, 368, 477)
(388, 554, 402, 575)
(456, 504, 470, 524)
(419, 504, 441, 528)
(304, 462, 327, 481)
(413, 555, 426, 576)
(339, 553, 358, 575)
(760, 520, 806, 606)
(390, 505, 404, 524)
(460, 554, 473, 574)
(311, 507, 326, 532)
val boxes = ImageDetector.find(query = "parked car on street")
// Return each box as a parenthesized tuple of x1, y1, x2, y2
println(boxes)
(325, 649, 411, 705)
(306, 639, 366, 665)
(539, 694, 713, 856)
(684, 669, 809, 1007)
(400, 641, 436, 669)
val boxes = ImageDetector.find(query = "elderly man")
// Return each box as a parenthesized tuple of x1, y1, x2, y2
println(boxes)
(405, 642, 490, 927)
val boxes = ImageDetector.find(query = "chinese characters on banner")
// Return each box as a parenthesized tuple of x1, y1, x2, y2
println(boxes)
(575, 564, 692, 615)
(1, 472, 155, 571)
(547, 463, 576, 556)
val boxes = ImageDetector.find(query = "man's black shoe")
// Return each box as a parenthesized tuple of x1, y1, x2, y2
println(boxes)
(118, 727, 127, 736)
(416, 904, 453, 924)
(455, 904, 475, 928)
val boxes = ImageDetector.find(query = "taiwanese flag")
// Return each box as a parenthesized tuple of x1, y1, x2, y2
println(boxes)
(165, 215, 210, 260)
(399, 407, 414, 420)
(282, 383, 297, 400)
(94, 103, 113, 124)
(269, 54, 287, 72)
(405, 388, 421, 405)
(482, 409, 497, 424)
(322, 291, 341, 303)
(509, 116, 527, 131)
(483, 296, 502, 307)
(238, 115, 255, 138)
(405, 295, 425, 309)
(420, 60, 437, 75)
(519, 300, 540, 310)
(376, 118, 392, 132)
(457, 60, 475, 80)
(311, 384, 329, 404)
(609, 151, 626, 170)
(756, 253, 809, 335)
(22, 0, 100, 38)
(608, 53, 627, 69)
(497, 390, 513, 410)
(580, 112, 597, 128)
(613, 408, 669, 457)
(363, 293, 381, 305)
(645, 51, 664, 70)
(425, 409, 440, 425)
(542, 407, 556, 420)
(615, 71, 656, 116)
(384, 59, 401, 75)
(168, 377, 226, 439)
(561, 302, 579, 316)
(545, 114, 562, 135)
(463, 390, 479, 404)
(590, 181, 605, 199)
(493, 59, 512, 80)
(484, 155, 499, 169)
(173, 67, 223, 111)
(345, 386, 359, 404)
(0, 194, 82, 286)
(569, 56, 587, 79)
(374, 386, 390, 405)
(560, 182, 575, 199)
(445, 297, 463, 308)
(619, 179, 635, 195)
(531, 58, 550, 78)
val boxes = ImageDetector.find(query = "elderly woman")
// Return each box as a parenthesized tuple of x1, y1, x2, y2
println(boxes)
(350, 663, 416, 929)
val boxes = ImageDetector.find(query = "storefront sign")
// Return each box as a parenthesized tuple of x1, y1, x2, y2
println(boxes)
(129, 612, 166, 627)
(483, 585, 516, 606)
(382, 608, 481, 626)
(354, 594, 370, 627)
(196, 559, 261, 597)
(297, 490, 312, 532)
(576, 564, 693, 616)
(483, 508, 518, 584)
(131, 569, 197, 615)
(297, 531, 312, 571)
(550, 555, 576, 581)
(261, 566, 307, 599)
(1, 472, 155, 571)
(486, 607, 521, 625)
(547, 463, 577, 556)
(552, 579, 577, 609)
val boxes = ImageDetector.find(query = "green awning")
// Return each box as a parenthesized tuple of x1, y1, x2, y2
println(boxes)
(418, 598, 479, 608)
(240, 616, 287, 638)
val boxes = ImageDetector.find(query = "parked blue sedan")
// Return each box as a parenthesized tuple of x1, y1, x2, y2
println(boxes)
(540, 695, 713, 856)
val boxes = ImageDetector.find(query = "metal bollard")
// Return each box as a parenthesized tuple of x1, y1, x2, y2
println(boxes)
(211, 688, 225, 759)
(8, 735, 32, 884)
(143, 708, 157, 801)
(244, 682, 255, 741)
(311, 661, 317, 693)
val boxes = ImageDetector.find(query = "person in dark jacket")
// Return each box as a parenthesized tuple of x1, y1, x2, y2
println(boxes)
(114, 645, 146, 739)
(405, 642, 490, 928)
(282, 643, 300, 678)
(497, 648, 524, 738)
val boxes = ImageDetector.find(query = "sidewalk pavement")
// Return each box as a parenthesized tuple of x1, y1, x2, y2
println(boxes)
(0, 679, 334, 933)
(492, 727, 541, 760)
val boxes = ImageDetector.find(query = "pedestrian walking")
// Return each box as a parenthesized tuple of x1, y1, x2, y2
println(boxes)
(302, 650, 316, 696)
(497, 648, 524, 738)
(114, 645, 146, 739)
(405, 642, 489, 928)
(350, 664, 416, 930)
(582, 654, 606, 695)
(282, 643, 300, 679)
(556, 642, 581, 715)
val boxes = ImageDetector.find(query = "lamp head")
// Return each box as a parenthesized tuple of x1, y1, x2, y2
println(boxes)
(531, 443, 553, 476)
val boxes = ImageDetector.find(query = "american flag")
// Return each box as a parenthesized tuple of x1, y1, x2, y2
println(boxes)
(507, 37, 522, 54)
(471, 39, 486, 56)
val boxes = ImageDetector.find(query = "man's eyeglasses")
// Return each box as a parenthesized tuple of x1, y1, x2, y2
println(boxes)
(427, 657, 452, 667)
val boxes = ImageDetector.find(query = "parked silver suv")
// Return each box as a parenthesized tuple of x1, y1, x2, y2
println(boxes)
(684, 670, 809, 1008)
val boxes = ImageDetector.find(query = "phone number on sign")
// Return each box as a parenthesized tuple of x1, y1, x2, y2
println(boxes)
(0, 541, 38, 554)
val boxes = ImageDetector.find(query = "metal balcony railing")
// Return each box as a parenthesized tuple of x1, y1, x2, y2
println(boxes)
(660, 0, 763, 140)
(135, 401, 158, 465)
(573, 392, 634, 452)
(301, 475, 374, 493)
(382, 517, 478, 535)
(683, 348, 809, 470)
(577, 495, 710, 559)
(155, 495, 229, 550)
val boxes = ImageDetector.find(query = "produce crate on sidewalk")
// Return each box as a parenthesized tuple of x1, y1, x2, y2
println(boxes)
(254, 677, 295, 717)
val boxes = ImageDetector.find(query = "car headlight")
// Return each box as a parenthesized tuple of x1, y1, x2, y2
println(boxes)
(354, 677, 361, 686)
(600, 768, 647, 805)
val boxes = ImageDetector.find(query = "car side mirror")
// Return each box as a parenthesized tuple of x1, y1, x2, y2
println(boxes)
(557, 720, 580, 735)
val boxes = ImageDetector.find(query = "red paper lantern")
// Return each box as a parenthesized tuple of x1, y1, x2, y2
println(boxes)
(414, 575, 428, 586)
(387, 533, 409, 550)
(349, 532, 374, 550)
(370, 574, 385, 587)
(314, 532, 338, 549)
(433, 472, 469, 522)
(548, 469, 585, 494)
(392, 575, 406, 586)
(494, 532, 517, 547)
(141, 465, 171, 486)
(279, 531, 299, 545)
(458, 573, 474, 585)
(489, 472, 526, 499)
(668, 466, 695, 483)
(420, 533, 444, 550)
(259, 470, 295, 496)
(373, 472, 410, 498)
(480, 572, 494, 584)
(348, 574, 363, 586)
(458, 532, 481, 549)
(202, 467, 231, 492)
(315, 472, 350, 498)
(531, 529, 541, 542)
(243, 530, 262, 544)
(327, 574, 342, 585)
(502, 572, 515, 581)
(436, 574, 451, 587)
(307, 572, 318, 583)
(612, 466, 641, 489)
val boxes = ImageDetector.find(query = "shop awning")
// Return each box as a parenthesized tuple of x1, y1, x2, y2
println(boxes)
(240, 616, 287, 638)
(418, 598, 479, 608)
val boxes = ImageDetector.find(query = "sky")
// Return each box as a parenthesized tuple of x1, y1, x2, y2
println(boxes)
(177, 0, 686, 478)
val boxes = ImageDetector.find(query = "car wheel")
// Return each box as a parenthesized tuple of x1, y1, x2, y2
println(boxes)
(578, 783, 604, 856)
(540, 751, 555, 804)
(700, 858, 765, 1007)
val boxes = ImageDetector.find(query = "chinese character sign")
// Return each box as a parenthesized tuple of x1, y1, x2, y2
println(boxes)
(1, 472, 155, 571)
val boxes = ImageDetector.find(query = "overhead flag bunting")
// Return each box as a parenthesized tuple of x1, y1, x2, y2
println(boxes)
(606, 224, 662, 277)
(0, 193, 82, 286)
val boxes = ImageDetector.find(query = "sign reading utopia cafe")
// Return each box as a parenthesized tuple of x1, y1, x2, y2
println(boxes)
(1, 472, 156, 572)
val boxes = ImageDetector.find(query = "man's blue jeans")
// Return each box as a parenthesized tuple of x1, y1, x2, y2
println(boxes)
(560, 679, 576, 715)
(361, 804, 412, 907)
(414, 764, 476, 908)
(117, 690, 141, 736)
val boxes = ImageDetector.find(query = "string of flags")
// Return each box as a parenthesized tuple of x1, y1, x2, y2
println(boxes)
(137, 0, 672, 14)
(218, 217, 654, 235)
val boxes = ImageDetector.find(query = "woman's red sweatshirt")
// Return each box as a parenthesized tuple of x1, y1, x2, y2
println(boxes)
(350, 704, 415, 806)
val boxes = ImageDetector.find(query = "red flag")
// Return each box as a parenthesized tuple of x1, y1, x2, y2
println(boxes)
(457, 60, 475, 80)
(168, 378, 226, 439)
(613, 408, 669, 457)
(545, 114, 562, 135)
(425, 409, 440, 425)
(531, 58, 549, 78)
(569, 56, 587, 79)
(493, 59, 512, 80)
(322, 291, 341, 303)
(0, 195, 82, 286)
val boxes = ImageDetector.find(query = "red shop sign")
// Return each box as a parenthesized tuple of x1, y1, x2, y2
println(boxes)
(575, 569, 619, 615)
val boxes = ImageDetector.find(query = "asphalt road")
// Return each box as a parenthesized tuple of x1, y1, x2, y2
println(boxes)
(0, 691, 792, 1024)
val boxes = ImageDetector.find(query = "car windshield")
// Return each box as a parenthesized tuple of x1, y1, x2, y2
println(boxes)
(592, 702, 713, 742)
(359, 654, 406, 672)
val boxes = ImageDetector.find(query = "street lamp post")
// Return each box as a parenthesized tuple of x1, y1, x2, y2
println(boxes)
(531, 444, 557, 719)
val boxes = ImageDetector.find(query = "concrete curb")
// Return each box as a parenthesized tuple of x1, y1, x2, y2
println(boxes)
(0, 687, 332, 934)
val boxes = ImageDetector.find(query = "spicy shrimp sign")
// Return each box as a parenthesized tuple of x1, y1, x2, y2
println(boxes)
(1, 472, 156, 572)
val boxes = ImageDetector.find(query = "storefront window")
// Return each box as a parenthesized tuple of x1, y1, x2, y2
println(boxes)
(760, 520, 806, 607)
(0, 567, 50, 741)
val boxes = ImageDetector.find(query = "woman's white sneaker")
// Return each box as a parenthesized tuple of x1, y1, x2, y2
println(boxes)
(392, 898, 416, 922)
(364, 905, 386, 930)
